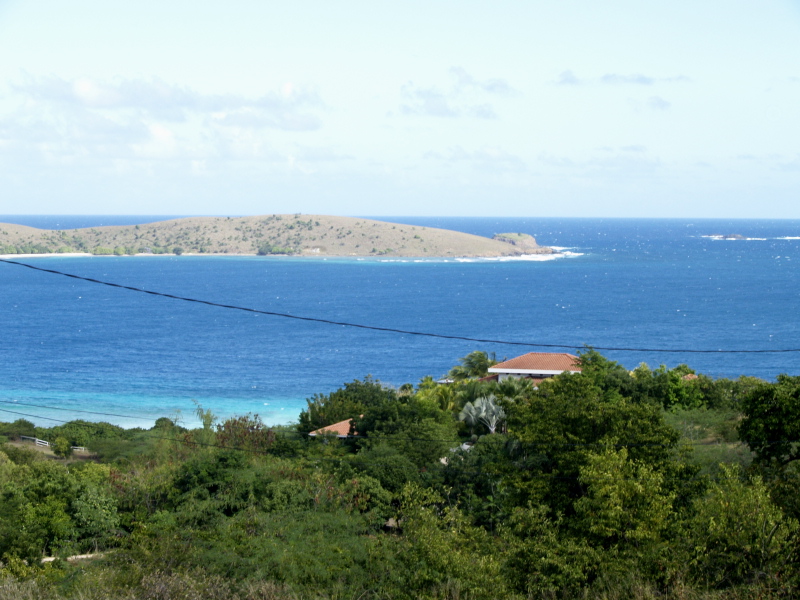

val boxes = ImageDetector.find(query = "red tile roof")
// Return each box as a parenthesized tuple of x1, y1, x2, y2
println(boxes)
(489, 352, 581, 373)
(308, 417, 357, 437)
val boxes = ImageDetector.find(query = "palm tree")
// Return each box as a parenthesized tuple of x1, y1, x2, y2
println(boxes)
(493, 377, 535, 402)
(456, 380, 490, 410)
(447, 351, 498, 381)
(458, 394, 506, 435)
(433, 384, 458, 412)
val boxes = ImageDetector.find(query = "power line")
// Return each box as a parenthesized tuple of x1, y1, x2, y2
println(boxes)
(2, 257, 798, 355)
(0, 399, 150, 422)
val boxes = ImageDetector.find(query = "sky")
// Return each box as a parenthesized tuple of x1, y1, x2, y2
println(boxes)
(1, 0, 799, 218)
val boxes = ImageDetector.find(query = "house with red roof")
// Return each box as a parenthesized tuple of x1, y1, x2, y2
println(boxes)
(307, 417, 358, 438)
(487, 352, 581, 384)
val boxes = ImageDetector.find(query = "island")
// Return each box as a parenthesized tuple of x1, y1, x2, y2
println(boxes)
(0, 215, 554, 258)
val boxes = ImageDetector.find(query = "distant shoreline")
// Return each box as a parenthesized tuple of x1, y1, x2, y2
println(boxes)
(0, 251, 569, 262)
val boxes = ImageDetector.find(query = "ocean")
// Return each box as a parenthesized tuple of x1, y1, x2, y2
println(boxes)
(1, 216, 798, 429)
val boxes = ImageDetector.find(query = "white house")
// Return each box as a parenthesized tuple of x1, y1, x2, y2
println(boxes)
(487, 352, 581, 383)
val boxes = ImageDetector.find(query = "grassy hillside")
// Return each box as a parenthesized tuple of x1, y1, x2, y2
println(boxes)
(0, 215, 554, 258)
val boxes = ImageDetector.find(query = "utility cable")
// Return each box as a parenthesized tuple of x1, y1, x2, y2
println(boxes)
(1, 258, 798, 354)
(0, 399, 151, 422)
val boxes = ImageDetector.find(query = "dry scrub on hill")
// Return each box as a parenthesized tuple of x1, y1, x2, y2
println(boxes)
(0, 215, 553, 258)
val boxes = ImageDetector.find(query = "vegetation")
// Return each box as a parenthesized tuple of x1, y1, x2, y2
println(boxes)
(1, 350, 798, 598)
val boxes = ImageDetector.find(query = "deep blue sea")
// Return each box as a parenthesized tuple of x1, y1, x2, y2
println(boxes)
(1, 216, 799, 429)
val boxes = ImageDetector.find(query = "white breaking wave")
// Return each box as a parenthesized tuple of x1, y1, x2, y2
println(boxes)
(454, 251, 583, 263)
(370, 250, 585, 264)
(702, 235, 768, 241)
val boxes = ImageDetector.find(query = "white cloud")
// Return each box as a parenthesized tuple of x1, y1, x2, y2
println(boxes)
(399, 68, 514, 119)
(556, 71, 690, 86)
(425, 145, 526, 170)
(400, 86, 458, 117)
(601, 73, 655, 85)
(539, 149, 660, 177)
(469, 104, 497, 119)
(647, 96, 671, 110)
(449, 67, 514, 95)
(778, 155, 800, 171)
(12, 74, 323, 127)
(0, 75, 326, 169)
(291, 145, 354, 163)
(555, 70, 582, 85)
(212, 108, 321, 132)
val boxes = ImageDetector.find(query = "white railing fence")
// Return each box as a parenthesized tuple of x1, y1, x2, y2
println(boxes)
(19, 436, 87, 452)
(20, 435, 50, 447)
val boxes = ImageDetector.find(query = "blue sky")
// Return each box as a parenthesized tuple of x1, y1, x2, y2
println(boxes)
(1, 0, 799, 217)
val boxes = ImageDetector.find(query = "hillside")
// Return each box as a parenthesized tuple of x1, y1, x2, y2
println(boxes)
(0, 215, 554, 258)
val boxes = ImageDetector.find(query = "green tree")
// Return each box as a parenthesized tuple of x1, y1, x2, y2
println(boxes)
(72, 485, 120, 550)
(739, 374, 800, 467)
(216, 414, 274, 453)
(681, 464, 798, 588)
(397, 484, 511, 599)
(631, 363, 704, 410)
(504, 372, 685, 515)
(0, 419, 36, 440)
(0, 461, 80, 560)
(298, 377, 397, 433)
(350, 443, 419, 492)
(573, 445, 675, 546)
(503, 504, 600, 596)
(193, 401, 217, 447)
(52, 436, 73, 459)
(355, 395, 457, 468)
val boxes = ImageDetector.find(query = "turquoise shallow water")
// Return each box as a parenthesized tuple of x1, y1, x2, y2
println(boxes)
(1, 216, 799, 428)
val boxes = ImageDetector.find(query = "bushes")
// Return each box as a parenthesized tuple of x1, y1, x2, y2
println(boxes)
(0, 419, 36, 440)
(350, 443, 419, 493)
(679, 465, 799, 589)
(256, 244, 294, 255)
(299, 377, 398, 433)
(3, 358, 800, 598)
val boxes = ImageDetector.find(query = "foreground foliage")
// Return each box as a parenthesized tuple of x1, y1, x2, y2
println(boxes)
(1, 351, 798, 598)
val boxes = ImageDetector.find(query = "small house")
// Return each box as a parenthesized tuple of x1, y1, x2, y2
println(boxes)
(487, 352, 581, 384)
(308, 417, 359, 438)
